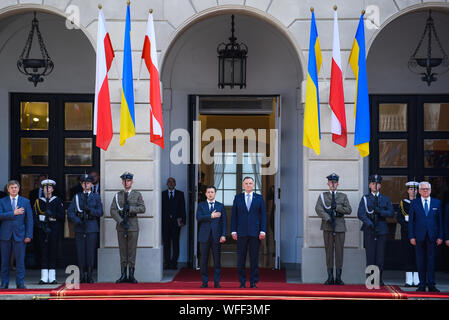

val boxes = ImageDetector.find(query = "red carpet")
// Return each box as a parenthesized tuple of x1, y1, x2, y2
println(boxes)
(173, 267, 286, 283)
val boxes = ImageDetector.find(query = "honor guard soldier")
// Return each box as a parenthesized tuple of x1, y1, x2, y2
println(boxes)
(68, 174, 103, 283)
(315, 173, 352, 285)
(110, 172, 146, 284)
(397, 181, 419, 287)
(357, 174, 394, 285)
(32, 179, 64, 284)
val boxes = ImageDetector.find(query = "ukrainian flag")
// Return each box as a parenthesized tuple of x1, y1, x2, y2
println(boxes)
(120, 4, 136, 146)
(349, 14, 370, 158)
(303, 10, 322, 155)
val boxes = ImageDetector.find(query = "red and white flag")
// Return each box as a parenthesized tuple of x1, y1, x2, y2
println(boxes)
(329, 9, 347, 147)
(94, 9, 115, 150)
(142, 11, 164, 149)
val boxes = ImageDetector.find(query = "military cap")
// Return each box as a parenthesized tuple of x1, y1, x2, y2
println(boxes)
(405, 181, 419, 189)
(368, 174, 382, 183)
(41, 179, 56, 187)
(120, 172, 134, 180)
(326, 173, 339, 182)
(80, 173, 94, 183)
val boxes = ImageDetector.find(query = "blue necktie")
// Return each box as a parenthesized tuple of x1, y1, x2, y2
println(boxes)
(11, 198, 16, 210)
(209, 202, 214, 212)
(424, 199, 429, 216)
(246, 194, 252, 211)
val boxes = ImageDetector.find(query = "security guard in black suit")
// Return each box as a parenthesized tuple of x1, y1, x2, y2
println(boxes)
(357, 174, 394, 285)
(68, 174, 104, 283)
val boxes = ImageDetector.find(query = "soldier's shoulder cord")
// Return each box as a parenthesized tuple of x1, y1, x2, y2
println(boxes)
(115, 193, 123, 211)
(400, 199, 408, 217)
(363, 196, 374, 214)
(320, 193, 331, 210)
(34, 199, 45, 215)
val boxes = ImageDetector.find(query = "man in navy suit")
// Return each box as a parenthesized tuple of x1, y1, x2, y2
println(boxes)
(231, 177, 267, 288)
(196, 186, 227, 288)
(409, 181, 443, 292)
(68, 174, 103, 283)
(0, 180, 33, 289)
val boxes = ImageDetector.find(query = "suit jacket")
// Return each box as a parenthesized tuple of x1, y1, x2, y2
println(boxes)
(110, 190, 146, 232)
(68, 192, 103, 233)
(231, 192, 267, 237)
(408, 197, 443, 242)
(196, 200, 227, 243)
(0, 196, 33, 241)
(162, 189, 186, 231)
(315, 191, 352, 232)
(357, 193, 394, 235)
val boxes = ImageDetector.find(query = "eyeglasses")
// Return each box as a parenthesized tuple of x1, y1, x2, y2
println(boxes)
(420, 188, 430, 191)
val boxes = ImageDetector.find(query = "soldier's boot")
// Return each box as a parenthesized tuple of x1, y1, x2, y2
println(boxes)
(335, 268, 344, 285)
(116, 266, 128, 284)
(87, 267, 94, 283)
(324, 268, 334, 285)
(128, 267, 138, 284)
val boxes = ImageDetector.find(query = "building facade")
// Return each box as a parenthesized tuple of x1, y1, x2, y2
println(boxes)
(0, 0, 448, 283)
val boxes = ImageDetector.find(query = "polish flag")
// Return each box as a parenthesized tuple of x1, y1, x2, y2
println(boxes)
(94, 9, 115, 150)
(329, 9, 347, 147)
(142, 10, 164, 149)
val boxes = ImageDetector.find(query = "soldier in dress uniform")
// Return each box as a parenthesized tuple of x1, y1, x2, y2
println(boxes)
(68, 174, 103, 283)
(110, 172, 146, 284)
(357, 174, 394, 285)
(397, 181, 419, 287)
(315, 173, 352, 285)
(32, 179, 64, 284)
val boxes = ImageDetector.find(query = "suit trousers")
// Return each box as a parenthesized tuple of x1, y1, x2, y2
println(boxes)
(200, 234, 221, 284)
(0, 239, 26, 286)
(163, 225, 180, 266)
(75, 232, 98, 270)
(117, 231, 138, 268)
(323, 231, 345, 269)
(415, 233, 436, 287)
(237, 236, 260, 285)
(363, 229, 387, 272)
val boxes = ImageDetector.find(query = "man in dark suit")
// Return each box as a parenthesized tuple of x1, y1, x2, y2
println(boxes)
(231, 177, 267, 288)
(409, 181, 443, 292)
(0, 180, 33, 289)
(162, 177, 186, 269)
(357, 174, 394, 286)
(196, 185, 227, 288)
(68, 174, 103, 283)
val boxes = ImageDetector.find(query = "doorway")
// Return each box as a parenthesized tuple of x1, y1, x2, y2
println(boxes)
(10, 92, 100, 269)
(188, 95, 281, 270)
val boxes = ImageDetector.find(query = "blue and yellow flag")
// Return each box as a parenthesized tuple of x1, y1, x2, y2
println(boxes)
(303, 10, 322, 155)
(349, 14, 370, 157)
(120, 4, 136, 146)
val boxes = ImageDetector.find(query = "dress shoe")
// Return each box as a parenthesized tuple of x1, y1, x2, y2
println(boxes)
(239, 282, 245, 288)
(201, 282, 208, 288)
(428, 286, 440, 292)
(335, 269, 344, 285)
(214, 283, 221, 288)
(416, 285, 426, 292)
(38, 280, 48, 285)
(17, 284, 27, 289)
(0, 283, 8, 289)
(250, 282, 257, 288)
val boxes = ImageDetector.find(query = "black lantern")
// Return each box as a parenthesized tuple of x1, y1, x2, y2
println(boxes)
(408, 10, 449, 86)
(17, 12, 54, 87)
(217, 15, 248, 89)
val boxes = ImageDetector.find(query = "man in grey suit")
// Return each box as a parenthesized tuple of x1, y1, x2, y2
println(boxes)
(110, 172, 146, 284)
(315, 173, 352, 285)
